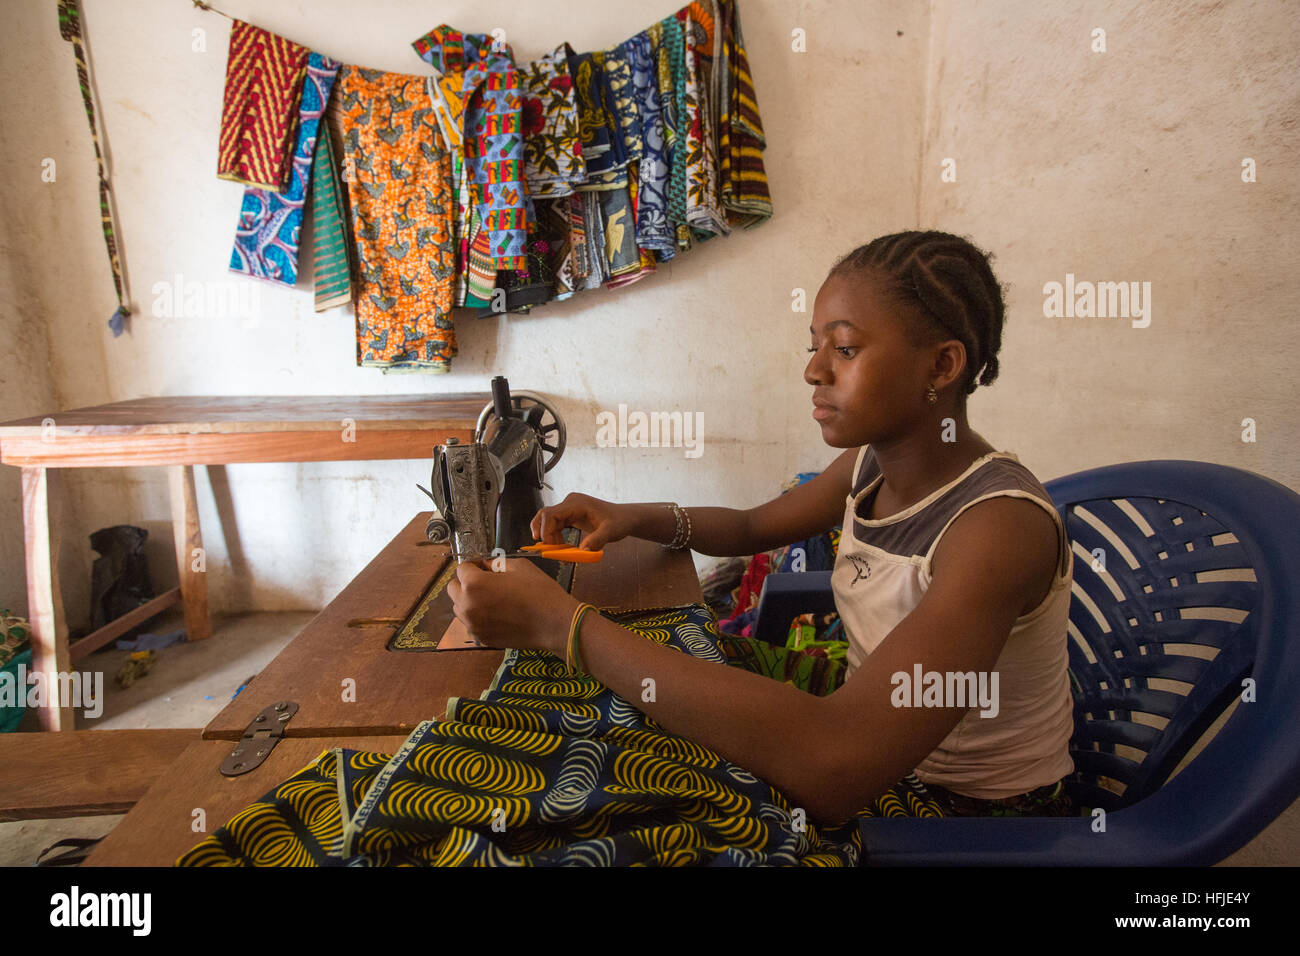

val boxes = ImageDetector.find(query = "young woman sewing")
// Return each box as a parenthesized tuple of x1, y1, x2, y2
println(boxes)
(447, 230, 1076, 825)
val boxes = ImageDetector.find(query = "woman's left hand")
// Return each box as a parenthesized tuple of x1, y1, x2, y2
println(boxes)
(444, 558, 579, 655)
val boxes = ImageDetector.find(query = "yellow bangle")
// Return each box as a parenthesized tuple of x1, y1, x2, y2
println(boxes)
(574, 603, 598, 674)
(566, 603, 597, 675)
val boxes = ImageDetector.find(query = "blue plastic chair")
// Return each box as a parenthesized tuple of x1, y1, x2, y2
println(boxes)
(752, 460, 1300, 865)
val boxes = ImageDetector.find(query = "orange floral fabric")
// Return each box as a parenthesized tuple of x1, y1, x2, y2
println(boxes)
(338, 66, 457, 372)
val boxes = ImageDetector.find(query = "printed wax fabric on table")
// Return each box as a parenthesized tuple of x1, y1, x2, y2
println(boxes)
(176, 603, 942, 867)
(337, 66, 457, 373)
(217, 20, 310, 192)
(230, 53, 341, 285)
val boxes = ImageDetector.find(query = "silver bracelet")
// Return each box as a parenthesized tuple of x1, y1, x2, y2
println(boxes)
(665, 502, 692, 550)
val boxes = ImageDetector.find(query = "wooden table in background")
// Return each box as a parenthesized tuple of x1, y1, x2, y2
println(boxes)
(85, 527, 703, 865)
(0, 394, 491, 730)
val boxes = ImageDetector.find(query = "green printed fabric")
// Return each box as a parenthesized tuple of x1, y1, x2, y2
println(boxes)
(177, 604, 941, 867)
(716, 631, 848, 697)
(311, 123, 355, 311)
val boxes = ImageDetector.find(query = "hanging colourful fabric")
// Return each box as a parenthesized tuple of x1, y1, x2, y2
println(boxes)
(413, 25, 530, 272)
(680, 5, 729, 240)
(718, 0, 772, 226)
(310, 112, 354, 311)
(656, 16, 692, 251)
(617, 30, 674, 261)
(604, 182, 658, 289)
(597, 186, 642, 279)
(464, 216, 499, 308)
(587, 48, 641, 280)
(564, 45, 624, 186)
(56, 0, 130, 336)
(230, 54, 341, 286)
(216, 20, 310, 192)
(517, 46, 586, 199)
(192, 0, 775, 334)
(599, 50, 642, 167)
(337, 66, 457, 372)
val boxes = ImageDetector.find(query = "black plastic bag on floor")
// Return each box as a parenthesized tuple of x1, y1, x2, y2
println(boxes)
(89, 525, 155, 631)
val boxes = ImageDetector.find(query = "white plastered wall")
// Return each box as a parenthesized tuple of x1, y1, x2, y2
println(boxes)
(0, 0, 1295, 633)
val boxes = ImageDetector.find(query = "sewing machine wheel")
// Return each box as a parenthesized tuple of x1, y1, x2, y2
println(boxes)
(425, 516, 451, 544)
(474, 391, 566, 473)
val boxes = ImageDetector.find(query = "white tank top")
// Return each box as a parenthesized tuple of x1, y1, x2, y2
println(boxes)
(831, 446, 1076, 799)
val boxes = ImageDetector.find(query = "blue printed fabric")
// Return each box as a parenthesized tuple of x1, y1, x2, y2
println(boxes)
(414, 26, 530, 270)
(230, 53, 342, 284)
(598, 184, 641, 277)
(565, 46, 627, 184)
(618, 30, 674, 259)
(600, 49, 642, 165)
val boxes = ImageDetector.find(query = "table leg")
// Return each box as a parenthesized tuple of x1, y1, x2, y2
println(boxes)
(20, 467, 74, 731)
(167, 465, 211, 641)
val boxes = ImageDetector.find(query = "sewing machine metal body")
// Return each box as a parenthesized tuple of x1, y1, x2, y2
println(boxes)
(421, 376, 567, 573)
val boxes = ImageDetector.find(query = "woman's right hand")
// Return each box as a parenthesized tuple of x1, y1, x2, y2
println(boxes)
(531, 493, 636, 551)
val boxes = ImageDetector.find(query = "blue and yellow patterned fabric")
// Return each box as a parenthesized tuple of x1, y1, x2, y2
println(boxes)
(176, 604, 941, 867)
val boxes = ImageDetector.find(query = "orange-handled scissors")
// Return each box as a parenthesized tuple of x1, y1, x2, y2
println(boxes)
(510, 542, 604, 563)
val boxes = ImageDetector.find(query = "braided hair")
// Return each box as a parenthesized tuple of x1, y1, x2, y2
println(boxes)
(827, 231, 1007, 396)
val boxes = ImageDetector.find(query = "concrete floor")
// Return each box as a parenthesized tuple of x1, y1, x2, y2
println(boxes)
(1, 608, 1296, 866)
(0, 608, 313, 867)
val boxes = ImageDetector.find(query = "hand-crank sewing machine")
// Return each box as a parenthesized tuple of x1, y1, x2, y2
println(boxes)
(418, 375, 570, 577)
(396, 376, 579, 651)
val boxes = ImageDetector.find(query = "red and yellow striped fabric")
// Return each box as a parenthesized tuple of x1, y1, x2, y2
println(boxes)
(217, 20, 310, 192)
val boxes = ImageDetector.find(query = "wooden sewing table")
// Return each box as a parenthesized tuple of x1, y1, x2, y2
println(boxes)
(0, 394, 492, 730)
(83, 522, 702, 865)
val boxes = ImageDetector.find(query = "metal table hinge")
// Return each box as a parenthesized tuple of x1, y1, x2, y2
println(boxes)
(219, 701, 298, 776)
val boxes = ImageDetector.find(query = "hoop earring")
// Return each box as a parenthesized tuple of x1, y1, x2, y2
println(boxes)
(926, 385, 938, 406)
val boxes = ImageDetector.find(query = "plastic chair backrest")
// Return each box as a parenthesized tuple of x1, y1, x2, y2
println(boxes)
(1044, 460, 1297, 813)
